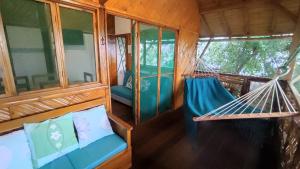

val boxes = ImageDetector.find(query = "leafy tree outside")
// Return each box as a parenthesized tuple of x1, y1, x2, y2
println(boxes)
(198, 39, 292, 78)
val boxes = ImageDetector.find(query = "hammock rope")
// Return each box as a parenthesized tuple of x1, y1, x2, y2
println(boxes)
(184, 45, 300, 121)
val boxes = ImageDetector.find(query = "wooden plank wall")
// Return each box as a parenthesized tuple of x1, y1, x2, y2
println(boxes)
(104, 0, 201, 109)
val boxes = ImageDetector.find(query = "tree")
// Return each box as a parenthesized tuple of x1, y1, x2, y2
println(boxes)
(199, 39, 291, 78)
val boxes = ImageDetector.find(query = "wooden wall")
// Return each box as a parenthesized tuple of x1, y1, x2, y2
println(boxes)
(104, 0, 201, 109)
(0, 1, 111, 125)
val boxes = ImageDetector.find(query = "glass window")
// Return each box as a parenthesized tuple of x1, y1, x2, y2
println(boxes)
(60, 7, 97, 85)
(159, 29, 175, 113)
(139, 24, 159, 122)
(0, 0, 60, 92)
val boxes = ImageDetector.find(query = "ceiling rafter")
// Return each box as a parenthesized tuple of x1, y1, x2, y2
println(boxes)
(219, 11, 232, 36)
(199, 0, 272, 14)
(199, 0, 297, 23)
(272, 0, 298, 23)
(200, 14, 214, 37)
(243, 6, 250, 35)
(268, 0, 277, 34)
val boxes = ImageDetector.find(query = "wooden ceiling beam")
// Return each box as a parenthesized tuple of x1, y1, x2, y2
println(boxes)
(199, 0, 271, 14)
(219, 11, 232, 37)
(243, 6, 250, 35)
(268, 1, 277, 34)
(272, 1, 298, 23)
(199, 0, 297, 23)
(200, 14, 214, 37)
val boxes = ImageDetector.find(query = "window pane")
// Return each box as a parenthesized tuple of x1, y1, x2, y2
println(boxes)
(159, 29, 175, 113)
(139, 24, 158, 122)
(60, 7, 96, 85)
(0, 0, 60, 92)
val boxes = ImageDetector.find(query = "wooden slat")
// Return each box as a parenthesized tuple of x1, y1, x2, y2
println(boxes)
(199, 0, 272, 14)
(157, 27, 162, 116)
(193, 112, 299, 121)
(200, 14, 213, 37)
(272, 1, 298, 23)
(0, 98, 106, 133)
(135, 22, 141, 125)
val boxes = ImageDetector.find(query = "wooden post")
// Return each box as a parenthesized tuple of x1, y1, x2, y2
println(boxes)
(157, 27, 162, 116)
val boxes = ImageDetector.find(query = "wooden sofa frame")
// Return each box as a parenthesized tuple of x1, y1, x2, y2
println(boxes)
(0, 98, 133, 169)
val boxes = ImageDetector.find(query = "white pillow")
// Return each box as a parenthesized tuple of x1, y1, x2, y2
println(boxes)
(72, 105, 114, 148)
(0, 130, 33, 169)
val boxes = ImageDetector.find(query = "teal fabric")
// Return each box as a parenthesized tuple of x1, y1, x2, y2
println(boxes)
(159, 75, 173, 113)
(184, 77, 235, 116)
(111, 85, 132, 100)
(68, 134, 127, 169)
(140, 77, 157, 122)
(184, 77, 259, 116)
(39, 156, 74, 169)
(39, 134, 127, 169)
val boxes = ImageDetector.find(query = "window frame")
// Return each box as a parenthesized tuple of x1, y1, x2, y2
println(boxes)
(56, 3, 100, 87)
(0, 0, 102, 97)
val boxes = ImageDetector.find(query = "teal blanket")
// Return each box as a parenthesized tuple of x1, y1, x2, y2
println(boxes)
(184, 77, 236, 116)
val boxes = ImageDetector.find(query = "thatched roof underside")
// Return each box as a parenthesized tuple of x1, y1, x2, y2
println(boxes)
(197, 0, 300, 38)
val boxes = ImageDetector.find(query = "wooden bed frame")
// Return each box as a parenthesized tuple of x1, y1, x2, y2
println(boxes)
(0, 98, 133, 169)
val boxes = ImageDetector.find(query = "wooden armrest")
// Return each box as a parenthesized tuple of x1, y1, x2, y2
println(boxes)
(108, 113, 133, 148)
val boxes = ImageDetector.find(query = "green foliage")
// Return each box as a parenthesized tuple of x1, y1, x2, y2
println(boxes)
(200, 39, 292, 78)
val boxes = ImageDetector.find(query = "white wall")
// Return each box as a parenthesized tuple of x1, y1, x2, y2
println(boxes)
(114, 16, 131, 35)
(64, 34, 96, 83)
(6, 26, 48, 88)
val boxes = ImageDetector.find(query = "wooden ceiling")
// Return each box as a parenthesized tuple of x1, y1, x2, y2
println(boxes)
(197, 0, 300, 38)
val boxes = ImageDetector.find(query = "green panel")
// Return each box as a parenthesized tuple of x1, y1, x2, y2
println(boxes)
(140, 24, 158, 76)
(161, 29, 175, 74)
(159, 74, 174, 113)
(159, 29, 175, 113)
(140, 77, 158, 121)
(140, 24, 158, 122)
(0, 0, 59, 92)
(60, 7, 96, 85)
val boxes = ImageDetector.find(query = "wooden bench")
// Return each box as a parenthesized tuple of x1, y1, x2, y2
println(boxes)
(0, 98, 133, 169)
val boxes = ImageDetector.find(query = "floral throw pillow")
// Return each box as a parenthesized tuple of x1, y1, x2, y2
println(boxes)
(24, 114, 79, 168)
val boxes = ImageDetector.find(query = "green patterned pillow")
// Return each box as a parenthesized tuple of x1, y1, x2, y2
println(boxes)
(24, 114, 78, 168)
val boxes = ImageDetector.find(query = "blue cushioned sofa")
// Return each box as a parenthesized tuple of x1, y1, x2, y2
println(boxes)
(111, 71, 133, 106)
(0, 99, 133, 169)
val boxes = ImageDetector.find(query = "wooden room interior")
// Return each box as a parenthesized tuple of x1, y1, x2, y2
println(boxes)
(0, 0, 300, 169)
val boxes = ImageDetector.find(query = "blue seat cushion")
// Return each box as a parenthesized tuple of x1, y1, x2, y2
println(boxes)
(67, 134, 127, 169)
(40, 134, 127, 169)
(39, 155, 75, 169)
(111, 85, 132, 100)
